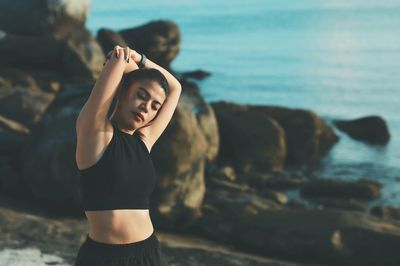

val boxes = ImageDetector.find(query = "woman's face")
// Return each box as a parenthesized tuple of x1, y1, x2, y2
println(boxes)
(118, 79, 166, 129)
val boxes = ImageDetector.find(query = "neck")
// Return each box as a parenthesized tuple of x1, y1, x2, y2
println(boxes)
(111, 113, 135, 135)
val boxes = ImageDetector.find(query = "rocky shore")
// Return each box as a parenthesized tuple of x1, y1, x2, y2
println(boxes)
(0, 1, 398, 265)
(0, 194, 316, 266)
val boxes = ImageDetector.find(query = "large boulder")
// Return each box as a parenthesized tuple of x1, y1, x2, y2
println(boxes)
(149, 79, 219, 230)
(97, 20, 180, 69)
(179, 79, 219, 162)
(96, 28, 128, 55)
(211, 101, 287, 173)
(0, 0, 90, 38)
(19, 84, 89, 213)
(63, 28, 105, 81)
(0, 29, 104, 81)
(0, 31, 65, 68)
(211, 101, 338, 173)
(333, 115, 390, 145)
(118, 20, 181, 69)
(251, 104, 339, 166)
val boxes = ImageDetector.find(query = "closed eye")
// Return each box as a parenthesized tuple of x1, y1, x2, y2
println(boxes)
(138, 92, 159, 111)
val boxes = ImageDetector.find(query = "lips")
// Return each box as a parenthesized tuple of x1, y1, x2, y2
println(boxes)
(133, 112, 144, 122)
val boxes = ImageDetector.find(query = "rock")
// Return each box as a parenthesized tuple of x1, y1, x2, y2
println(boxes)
(333, 115, 390, 145)
(63, 28, 105, 81)
(0, 86, 55, 127)
(150, 112, 206, 228)
(260, 188, 288, 205)
(211, 101, 339, 173)
(370, 205, 400, 221)
(191, 195, 400, 265)
(0, 197, 87, 263)
(241, 170, 306, 190)
(181, 70, 211, 80)
(0, 29, 104, 81)
(0, 115, 31, 195)
(205, 164, 236, 182)
(309, 197, 367, 212)
(96, 28, 128, 55)
(0, 199, 309, 266)
(179, 79, 219, 162)
(250, 105, 339, 166)
(195, 188, 282, 241)
(0, 114, 30, 136)
(0, 32, 65, 68)
(264, 176, 305, 190)
(286, 199, 307, 209)
(0, 0, 90, 38)
(0, 68, 40, 89)
(119, 20, 181, 69)
(0, 155, 22, 194)
(211, 101, 287, 173)
(150, 84, 219, 229)
(300, 178, 381, 200)
(19, 85, 88, 213)
(27, 70, 64, 93)
(160, 238, 308, 266)
(0, 247, 69, 266)
(231, 209, 400, 266)
(206, 178, 253, 193)
(357, 177, 383, 188)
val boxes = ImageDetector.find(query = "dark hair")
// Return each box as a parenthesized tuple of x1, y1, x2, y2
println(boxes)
(121, 68, 169, 96)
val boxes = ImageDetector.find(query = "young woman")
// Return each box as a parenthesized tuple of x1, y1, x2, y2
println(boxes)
(74, 45, 182, 265)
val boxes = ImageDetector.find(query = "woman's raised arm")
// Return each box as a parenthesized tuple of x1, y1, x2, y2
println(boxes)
(76, 46, 139, 130)
(130, 50, 181, 93)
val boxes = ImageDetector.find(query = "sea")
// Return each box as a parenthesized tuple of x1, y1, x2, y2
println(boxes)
(87, 0, 400, 207)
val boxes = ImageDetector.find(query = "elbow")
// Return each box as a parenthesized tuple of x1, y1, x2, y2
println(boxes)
(174, 81, 182, 92)
(168, 81, 182, 95)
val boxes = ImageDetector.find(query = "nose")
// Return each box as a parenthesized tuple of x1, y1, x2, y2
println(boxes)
(140, 101, 151, 113)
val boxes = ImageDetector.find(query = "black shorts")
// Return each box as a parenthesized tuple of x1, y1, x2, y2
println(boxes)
(74, 229, 164, 266)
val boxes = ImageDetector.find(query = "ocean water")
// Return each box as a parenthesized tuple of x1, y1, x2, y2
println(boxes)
(87, 0, 400, 207)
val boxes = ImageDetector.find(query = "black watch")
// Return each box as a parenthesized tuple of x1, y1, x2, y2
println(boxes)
(138, 53, 147, 68)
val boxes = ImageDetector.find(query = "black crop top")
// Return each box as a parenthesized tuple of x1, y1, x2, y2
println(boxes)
(78, 120, 157, 211)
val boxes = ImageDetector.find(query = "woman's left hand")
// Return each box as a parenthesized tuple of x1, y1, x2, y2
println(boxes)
(123, 46, 139, 74)
(103, 45, 140, 73)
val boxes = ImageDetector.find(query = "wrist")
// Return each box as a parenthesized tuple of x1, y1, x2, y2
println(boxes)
(138, 53, 147, 68)
(132, 51, 141, 64)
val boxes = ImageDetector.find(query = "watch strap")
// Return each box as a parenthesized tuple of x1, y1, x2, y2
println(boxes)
(138, 53, 147, 68)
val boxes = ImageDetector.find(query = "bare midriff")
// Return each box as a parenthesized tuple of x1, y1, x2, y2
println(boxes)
(84, 209, 154, 244)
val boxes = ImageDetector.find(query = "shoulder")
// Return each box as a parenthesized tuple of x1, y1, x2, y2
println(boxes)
(76, 119, 114, 170)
